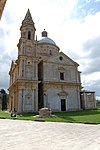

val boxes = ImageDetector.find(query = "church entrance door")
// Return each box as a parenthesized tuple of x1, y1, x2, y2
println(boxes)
(61, 99, 66, 111)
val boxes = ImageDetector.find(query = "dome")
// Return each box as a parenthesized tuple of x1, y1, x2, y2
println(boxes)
(38, 37, 56, 45)
(38, 29, 56, 45)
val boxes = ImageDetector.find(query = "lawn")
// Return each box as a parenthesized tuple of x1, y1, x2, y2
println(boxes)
(0, 109, 100, 124)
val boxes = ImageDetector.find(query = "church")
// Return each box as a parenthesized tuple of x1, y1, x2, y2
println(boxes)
(8, 9, 96, 113)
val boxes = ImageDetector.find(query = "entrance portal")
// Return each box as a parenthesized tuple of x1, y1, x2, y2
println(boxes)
(61, 99, 66, 111)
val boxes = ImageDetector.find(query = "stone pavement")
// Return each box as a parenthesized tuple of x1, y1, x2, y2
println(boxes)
(0, 119, 100, 150)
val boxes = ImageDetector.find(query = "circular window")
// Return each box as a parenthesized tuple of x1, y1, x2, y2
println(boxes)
(59, 56, 63, 60)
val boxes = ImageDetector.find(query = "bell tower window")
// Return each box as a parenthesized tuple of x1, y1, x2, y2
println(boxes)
(28, 31, 31, 40)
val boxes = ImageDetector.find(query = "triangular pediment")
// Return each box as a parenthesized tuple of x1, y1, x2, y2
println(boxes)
(47, 52, 79, 66)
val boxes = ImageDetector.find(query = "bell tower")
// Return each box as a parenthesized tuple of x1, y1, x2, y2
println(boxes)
(17, 9, 38, 80)
(17, 9, 37, 57)
(20, 9, 36, 40)
(12, 9, 39, 112)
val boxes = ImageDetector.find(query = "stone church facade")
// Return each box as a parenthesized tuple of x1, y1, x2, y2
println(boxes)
(9, 9, 96, 113)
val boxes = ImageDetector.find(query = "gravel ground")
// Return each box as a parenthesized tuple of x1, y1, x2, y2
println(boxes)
(0, 119, 100, 150)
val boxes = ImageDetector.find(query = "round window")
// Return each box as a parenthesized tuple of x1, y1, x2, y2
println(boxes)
(59, 56, 63, 60)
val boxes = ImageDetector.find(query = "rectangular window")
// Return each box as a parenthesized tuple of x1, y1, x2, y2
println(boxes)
(60, 72, 64, 80)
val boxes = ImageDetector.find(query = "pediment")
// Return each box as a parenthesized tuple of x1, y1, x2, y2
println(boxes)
(58, 66, 65, 70)
(58, 91, 68, 96)
(47, 52, 79, 66)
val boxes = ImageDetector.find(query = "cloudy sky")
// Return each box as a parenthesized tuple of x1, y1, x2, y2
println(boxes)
(0, 0, 100, 98)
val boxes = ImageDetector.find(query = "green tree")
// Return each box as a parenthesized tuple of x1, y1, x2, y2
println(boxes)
(0, 89, 7, 110)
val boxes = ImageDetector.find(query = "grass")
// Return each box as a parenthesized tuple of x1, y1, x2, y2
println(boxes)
(0, 109, 100, 124)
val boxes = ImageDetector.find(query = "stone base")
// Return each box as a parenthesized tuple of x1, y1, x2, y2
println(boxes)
(39, 108, 52, 118)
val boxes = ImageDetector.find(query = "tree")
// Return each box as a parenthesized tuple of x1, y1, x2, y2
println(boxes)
(0, 89, 6, 94)
(0, 89, 7, 110)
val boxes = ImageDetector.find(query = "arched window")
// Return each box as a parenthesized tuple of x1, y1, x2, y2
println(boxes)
(28, 31, 31, 40)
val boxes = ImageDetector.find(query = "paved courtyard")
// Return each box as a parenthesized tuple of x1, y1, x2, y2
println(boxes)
(0, 119, 100, 150)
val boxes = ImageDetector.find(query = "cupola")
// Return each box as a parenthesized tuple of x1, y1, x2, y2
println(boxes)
(42, 29, 48, 37)
(38, 29, 56, 45)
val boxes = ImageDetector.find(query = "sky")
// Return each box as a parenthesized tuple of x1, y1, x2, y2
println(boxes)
(0, 0, 100, 98)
